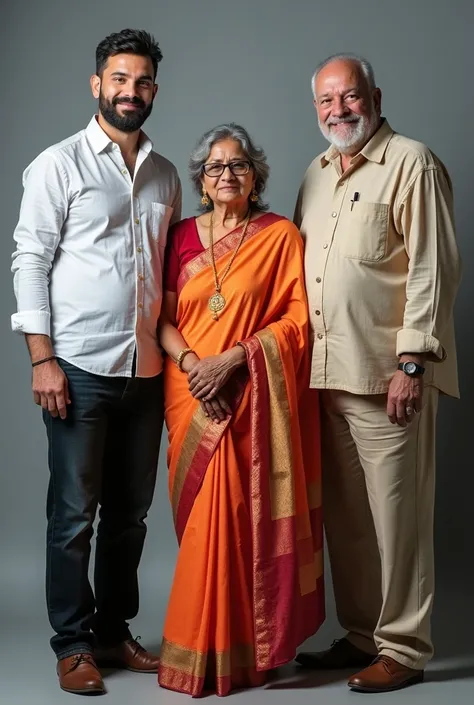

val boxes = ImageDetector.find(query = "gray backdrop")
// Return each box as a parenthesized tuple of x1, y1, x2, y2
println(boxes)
(1, 0, 473, 685)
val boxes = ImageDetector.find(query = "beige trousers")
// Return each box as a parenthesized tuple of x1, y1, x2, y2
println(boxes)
(320, 386, 439, 670)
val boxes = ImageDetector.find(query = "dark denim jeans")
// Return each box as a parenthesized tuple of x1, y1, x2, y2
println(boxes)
(43, 359, 164, 659)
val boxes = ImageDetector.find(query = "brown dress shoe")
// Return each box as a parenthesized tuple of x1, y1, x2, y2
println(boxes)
(295, 638, 374, 670)
(348, 655, 424, 692)
(95, 637, 159, 673)
(57, 653, 105, 695)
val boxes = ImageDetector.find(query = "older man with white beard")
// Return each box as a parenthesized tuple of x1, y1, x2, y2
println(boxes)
(294, 54, 460, 693)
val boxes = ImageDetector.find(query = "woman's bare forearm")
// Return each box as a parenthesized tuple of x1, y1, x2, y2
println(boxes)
(158, 318, 199, 373)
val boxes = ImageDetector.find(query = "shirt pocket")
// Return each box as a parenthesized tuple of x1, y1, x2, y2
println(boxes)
(151, 202, 173, 248)
(342, 201, 389, 262)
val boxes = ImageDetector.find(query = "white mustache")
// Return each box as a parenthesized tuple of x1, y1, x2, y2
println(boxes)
(327, 116, 360, 125)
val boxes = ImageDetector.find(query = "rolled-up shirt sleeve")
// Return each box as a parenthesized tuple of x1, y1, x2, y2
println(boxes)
(11, 152, 68, 335)
(396, 165, 461, 361)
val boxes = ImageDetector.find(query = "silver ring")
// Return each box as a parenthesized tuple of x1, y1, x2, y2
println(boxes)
(406, 406, 413, 415)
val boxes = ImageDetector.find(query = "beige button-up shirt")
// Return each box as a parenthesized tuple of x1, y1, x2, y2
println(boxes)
(295, 120, 460, 397)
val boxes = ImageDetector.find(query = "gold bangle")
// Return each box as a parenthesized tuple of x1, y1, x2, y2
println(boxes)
(176, 347, 194, 371)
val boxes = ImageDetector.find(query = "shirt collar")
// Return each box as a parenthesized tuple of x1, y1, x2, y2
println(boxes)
(86, 115, 153, 155)
(320, 118, 393, 168)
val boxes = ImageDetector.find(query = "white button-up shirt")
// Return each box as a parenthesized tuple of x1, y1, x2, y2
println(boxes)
(11, 116, 181, 377)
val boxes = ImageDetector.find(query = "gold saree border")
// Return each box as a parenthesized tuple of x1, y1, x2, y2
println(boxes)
(171, 403, 207, 523)
(240, 330, 324, 671)
(256, 328, 295, 520)
(158, 638, 265, 697)
(172, 406, 229, 543)
(256, 329, 322, 587)
(160, 638, 256, 677)
(241, 335, 272, 669)
(171, 372, 248, 543)
(177, 213, 285, 297)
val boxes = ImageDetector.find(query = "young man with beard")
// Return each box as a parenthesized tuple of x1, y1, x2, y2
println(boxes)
(11, 29, 181, 695)
(294, 54, 460, 693)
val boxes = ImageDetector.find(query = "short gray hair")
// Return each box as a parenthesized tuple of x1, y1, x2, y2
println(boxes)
(189, 123, 269, 212)
(311, 53, 376, 98)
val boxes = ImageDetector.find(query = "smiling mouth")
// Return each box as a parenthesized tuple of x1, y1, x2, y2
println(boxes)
(329, 121, 357, 128)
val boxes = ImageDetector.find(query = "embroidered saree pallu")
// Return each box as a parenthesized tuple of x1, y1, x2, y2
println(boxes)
(158, 213, 324, 696)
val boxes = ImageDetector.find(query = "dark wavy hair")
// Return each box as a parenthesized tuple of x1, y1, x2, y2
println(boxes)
(95, 29, 163, 79)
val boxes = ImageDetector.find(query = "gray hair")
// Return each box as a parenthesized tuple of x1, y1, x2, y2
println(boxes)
(311, 53, 376, 98)
(189, 123, 269, 213)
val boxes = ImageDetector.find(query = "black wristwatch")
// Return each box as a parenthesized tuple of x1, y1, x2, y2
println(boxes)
(398, 361, 425, 377)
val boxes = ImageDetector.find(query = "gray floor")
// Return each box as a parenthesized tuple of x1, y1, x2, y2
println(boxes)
(2, 599, 474, 705)
(1, 626, 474, 705)
(2, 445, 473, 703)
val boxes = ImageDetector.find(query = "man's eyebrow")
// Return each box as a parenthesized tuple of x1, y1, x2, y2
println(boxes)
(110, 71, 153, 81)
(318, 86, 359, 98)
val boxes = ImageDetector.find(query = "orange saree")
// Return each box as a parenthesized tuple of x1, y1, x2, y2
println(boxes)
(158, 213, 324, 697)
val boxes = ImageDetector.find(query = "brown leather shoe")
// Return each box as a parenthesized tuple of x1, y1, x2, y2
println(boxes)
(348, 655, 424, 692)
(95, 637, 159, 673)
(295, 638, 374, 670)
(57, 653, 105, 695)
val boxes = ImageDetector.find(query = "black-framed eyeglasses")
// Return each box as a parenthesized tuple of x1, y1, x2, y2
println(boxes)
(202, 160, 252, 178)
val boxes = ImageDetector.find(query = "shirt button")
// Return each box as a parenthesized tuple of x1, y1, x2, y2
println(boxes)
(137, 246, 143, 253)
(317, 333, 324, 339)
(138, 302, 143, 309)
(331, 211, 337, 218)
(316, 277, 321, 283)
(323, 243, 328, 249)
(134, 217, 139, 225)
(121, 168, 128, 175)
(315, 310, 321, 316)
(138, 274, 144, 281)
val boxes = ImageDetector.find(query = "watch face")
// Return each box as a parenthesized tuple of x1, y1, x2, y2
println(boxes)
(405, 362, 417, 375)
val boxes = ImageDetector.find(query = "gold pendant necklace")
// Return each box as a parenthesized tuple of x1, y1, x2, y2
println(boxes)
(208, 210, 251, 320)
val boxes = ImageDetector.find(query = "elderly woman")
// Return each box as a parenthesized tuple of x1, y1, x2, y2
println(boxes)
(157, 124, 324, 697)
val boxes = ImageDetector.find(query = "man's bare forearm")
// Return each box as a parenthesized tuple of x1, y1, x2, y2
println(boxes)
(25, 334, 54, 363)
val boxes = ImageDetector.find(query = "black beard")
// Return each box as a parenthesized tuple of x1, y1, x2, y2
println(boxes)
(99, 93, 153, 133)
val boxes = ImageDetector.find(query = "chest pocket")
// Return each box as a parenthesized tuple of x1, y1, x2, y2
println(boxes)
(151, 202, 173, 248)
(339, 201, 389, 262)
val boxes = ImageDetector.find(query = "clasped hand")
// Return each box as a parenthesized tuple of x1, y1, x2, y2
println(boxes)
(188, 354, 235, 423)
